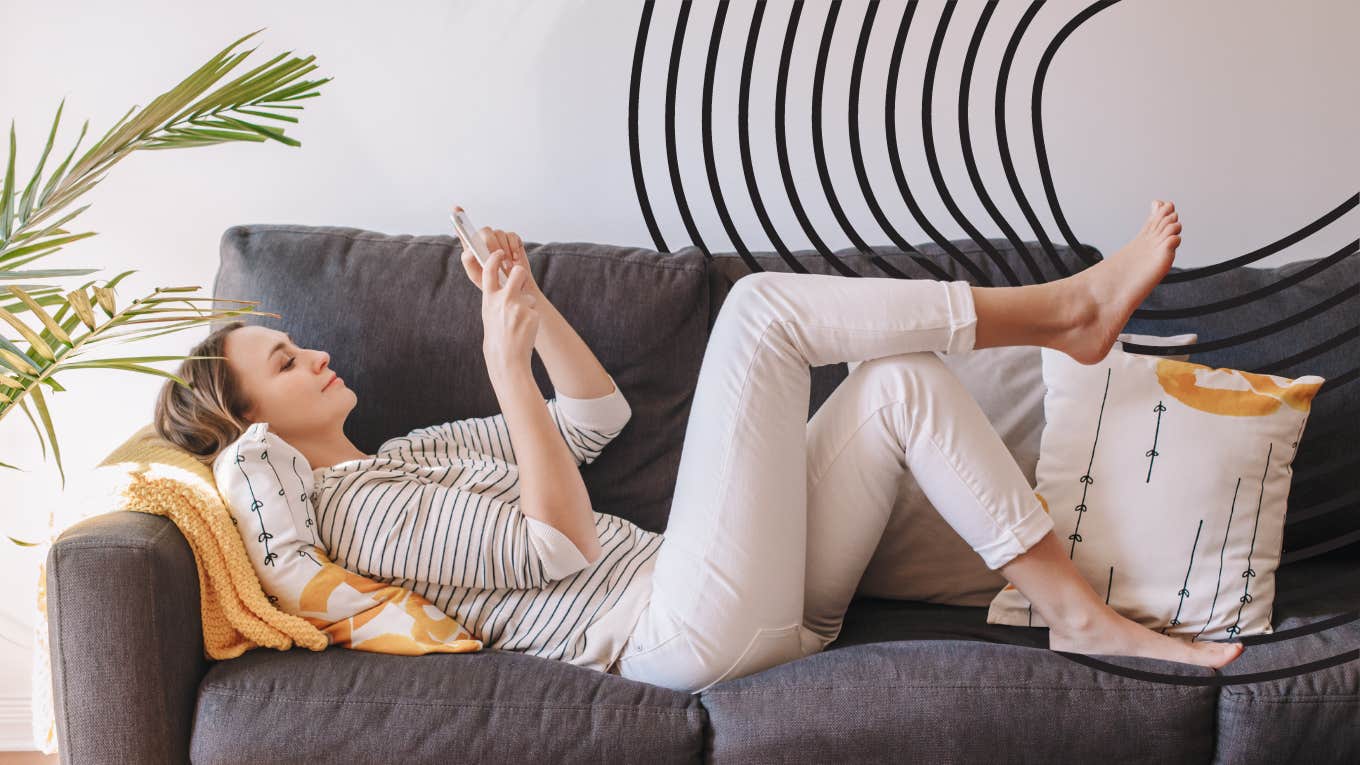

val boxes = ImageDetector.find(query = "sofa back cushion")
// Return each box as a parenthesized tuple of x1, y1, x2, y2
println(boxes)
(213, 226, 710, 535)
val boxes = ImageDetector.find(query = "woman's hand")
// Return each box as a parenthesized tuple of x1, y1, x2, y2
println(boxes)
(455, 209, 543, 300)
(478, 248, 541, 375)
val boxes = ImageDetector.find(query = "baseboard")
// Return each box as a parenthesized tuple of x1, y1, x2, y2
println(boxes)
(0, 697, 35, 751)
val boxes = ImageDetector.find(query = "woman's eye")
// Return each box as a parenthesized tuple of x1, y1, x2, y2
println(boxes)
(283, 356, 295, 370)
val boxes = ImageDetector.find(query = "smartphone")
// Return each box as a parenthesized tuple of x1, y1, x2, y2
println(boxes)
(449, 207, 495, 268)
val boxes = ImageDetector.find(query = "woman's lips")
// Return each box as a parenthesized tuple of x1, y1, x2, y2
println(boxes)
(323, 374, 341, 391)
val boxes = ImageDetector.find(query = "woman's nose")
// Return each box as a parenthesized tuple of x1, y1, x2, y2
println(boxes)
(314, 351, 330, 371)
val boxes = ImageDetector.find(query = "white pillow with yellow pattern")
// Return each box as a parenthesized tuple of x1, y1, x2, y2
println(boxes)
(986, 341, 1325, 640)
(214, 422, 484, 654)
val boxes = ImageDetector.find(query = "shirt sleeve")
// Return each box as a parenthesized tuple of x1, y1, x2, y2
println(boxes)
(408, 373, 632, 467)
(332, 471, 594, 590)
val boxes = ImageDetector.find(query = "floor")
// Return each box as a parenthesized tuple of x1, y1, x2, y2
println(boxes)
(0, 753, 58, 764)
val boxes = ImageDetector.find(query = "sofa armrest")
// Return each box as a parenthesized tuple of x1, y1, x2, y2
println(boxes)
(47, 510, 208, 764)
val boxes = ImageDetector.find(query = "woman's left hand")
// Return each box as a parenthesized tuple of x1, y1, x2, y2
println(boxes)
(457, 217, 543, 299)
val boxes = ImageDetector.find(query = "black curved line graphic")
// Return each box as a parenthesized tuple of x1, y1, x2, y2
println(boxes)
(810, 1, 923, 280)
(884, 0, 993, 284)
(1052, 647, 1359, 688)
(1257, 324, 1358, 377)
(845, 0, 950, 281)
(738, 0, 808, 273)
(625, 1, 1358, 683)
(920, 0, 1021, 285)
(1281, 526, 1360, 566)
(664, 0, 709, 256)
(1285, 488, 1360, 527)
(700, 0, 762, 275)
(957, 0, 1046, 283)
(994, 1, 1075, 279)
(1293, 451, 1356, 488)
(1121, 284, 1357, 357)
(1029, 0, 1117, 269)
(1131, 242, 1357, 320)
(1239, 610, 1359, 646)
(1160, 194, 1359, 284)
(771, 1, 855, 275)
(1027, 0, 1357, 324)
(630, 1, 668, 252)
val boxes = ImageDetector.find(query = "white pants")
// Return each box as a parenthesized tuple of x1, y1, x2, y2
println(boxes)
(616, 272, 1055, 694)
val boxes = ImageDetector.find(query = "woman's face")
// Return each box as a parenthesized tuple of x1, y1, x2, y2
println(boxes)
(224, 325, 355, 439)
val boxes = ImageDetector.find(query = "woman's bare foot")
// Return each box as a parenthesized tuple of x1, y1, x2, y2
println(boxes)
(1049, 602, 1244, 669)
(1053, 200, 1183, 365)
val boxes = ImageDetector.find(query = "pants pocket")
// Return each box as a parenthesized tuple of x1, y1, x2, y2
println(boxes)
(693, 622, 806, 694)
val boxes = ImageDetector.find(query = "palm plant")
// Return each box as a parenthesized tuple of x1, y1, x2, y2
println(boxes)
(2, 27, 332, 544)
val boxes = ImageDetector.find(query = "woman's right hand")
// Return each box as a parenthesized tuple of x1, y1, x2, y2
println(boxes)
(477, 248, 540, 375)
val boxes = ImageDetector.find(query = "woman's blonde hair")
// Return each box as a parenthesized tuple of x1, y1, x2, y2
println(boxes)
(153, 320, 256, 468)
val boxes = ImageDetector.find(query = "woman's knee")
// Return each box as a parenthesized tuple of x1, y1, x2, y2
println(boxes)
(852, 351, 954, 393)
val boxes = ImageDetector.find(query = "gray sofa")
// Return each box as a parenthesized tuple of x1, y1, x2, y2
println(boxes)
(47, 224, 1359, 763)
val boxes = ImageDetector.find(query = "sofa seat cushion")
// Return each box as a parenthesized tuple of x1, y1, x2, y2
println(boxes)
(191, 646, 705, 764)
(697, 636, 1217, 763)
(1213, 549, 1360, 762)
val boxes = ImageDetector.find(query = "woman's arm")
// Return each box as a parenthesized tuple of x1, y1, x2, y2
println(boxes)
(487, 360, 604, 564)
(532, 297, 617, 399)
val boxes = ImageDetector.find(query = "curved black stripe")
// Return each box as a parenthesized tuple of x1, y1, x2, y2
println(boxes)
(1130, 242, 1357, 320)
(1241, 612, 1359, 646)
(1321, 364, 1357, 390)
(884, 0, 992, 285)
(809, 1, 921, 280)
(921, 1, 1021, 284)
(1030, 0, 1118, 267)
(1257, 323, 1358, 376)
(1285, 489, 1359, 527)
(1027, 1, 1355, 328)
(956, 0, 1047, 283)
(942, 0, 1041, 284)
(844, 0, 951, 281)
(1053, 646, 1359, 688)
(994, 1, 1074, 279)
(771, 1, 856, 275)
(1293, 451, 1355, 489)
(629, 1, 667, 252)
(1161, 194, 1360, 284)
(1281, 527, 1360, 566)
(700, 0, 762, 275)
(738, 0, 807, 273)
(663, 0, 708, 255)
(1120, 283, 1357, 357)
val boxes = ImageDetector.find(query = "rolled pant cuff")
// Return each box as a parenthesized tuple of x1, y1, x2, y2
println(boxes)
(974, 500, 1055, 570)
(942, 280, 978, 355)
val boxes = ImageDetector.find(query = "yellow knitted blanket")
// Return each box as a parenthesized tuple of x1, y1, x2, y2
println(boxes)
(59, 424, 335, 657)
(31, 424, 486, 752)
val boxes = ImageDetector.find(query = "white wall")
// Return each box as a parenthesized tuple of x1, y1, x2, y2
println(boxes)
(1, 0, 1355, 749)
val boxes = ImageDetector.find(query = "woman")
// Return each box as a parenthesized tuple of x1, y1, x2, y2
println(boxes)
(155, 199, 1242, 695)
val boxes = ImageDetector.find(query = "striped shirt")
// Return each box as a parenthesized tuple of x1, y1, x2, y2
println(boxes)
(311, 374, 663, 673)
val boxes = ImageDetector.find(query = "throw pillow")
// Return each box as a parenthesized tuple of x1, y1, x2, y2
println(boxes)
(213, 422, 484, 654)
(855, 333, 1198, 608)
(985, 341, 1325, 638)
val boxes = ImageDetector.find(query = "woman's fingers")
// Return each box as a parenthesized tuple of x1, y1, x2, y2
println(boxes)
(482, 249, 506, 292)
(504, 263, 528, 295)
(460, 248, 482, 284)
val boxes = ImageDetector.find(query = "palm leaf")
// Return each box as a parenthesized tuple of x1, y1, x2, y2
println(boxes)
(27, 383, 64, 488)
